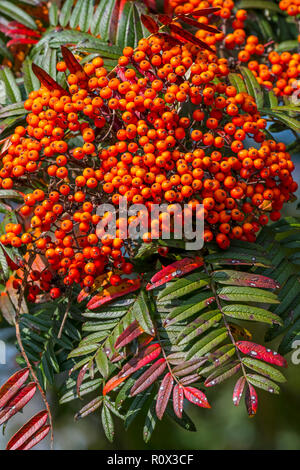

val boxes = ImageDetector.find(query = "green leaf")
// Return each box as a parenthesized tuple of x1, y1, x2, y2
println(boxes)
(217, 286, 279, 304)
(125, 388, 153, 430)
(42, 47, 57, 79)
(205, 249, 271, 267)
(176, 310, 222, 345)
(69, 0, 85, 29)
(242, 358, 286, 383)
(0, 102, 27, 119)
(95, 349, 109, 379)
(104, 398, 125, 420)
(83, 308, 128, 319)
(79, 0, 94, 33)
(132, 3, 146, 47)
(0, 247, 9, 278)
(32, 29, 122, 59)
(267, 90, 278, 108)
(102, 403, 114, 442)
(41, 353, 54, 385)
(275, 40, 298, 53)
(132, 289, 155, 335)
(222, 304, 283, 325)
(279, 318, 300, 355)
(247, 374, 280, 394)
(91, 0, 107, 35)
(238, 0, 282, 12)
(59, 0, 74, 27)
(186, 328, 228, 360)
(0, 190, 22, 199)
(271, 106, 300, 114)
(260, 110, 300, 133)
(228, 73, 247, 94)
(59, 378, 102, 403)
(68, 344, 99, 358)
(240, 67, 264, 109)
(22, 58, 40, 95)
(165, 292, 215, 326)
(157, 273, 208, 302)
(49, 2, 59, 26)
(0, 0, 37, 29)
(0, 67, 21, 104)
(116, 2, 135, 47)
(143, 402, 158, 443)
(166, 407, 197, 432)
(99, 0, 116, 42)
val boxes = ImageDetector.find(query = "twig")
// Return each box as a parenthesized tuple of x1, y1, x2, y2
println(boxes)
(58, 295, 72, 339)
(203, 260, 249, 385)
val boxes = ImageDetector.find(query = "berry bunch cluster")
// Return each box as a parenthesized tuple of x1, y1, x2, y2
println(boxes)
(279, 0, 300, 16)
(0, 11, 297, 303)
(171, 0, 300, 99)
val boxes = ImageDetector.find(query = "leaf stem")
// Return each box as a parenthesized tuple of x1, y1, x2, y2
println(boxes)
(203, 260, 249, 386)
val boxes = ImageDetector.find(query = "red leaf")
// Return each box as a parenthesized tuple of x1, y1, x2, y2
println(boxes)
(186, 7, 221, 16)
(3, 249, 20, 270)
(32, 63, 69, 95)
(178, 15, 220, 34)
(156, 32, 183, 47)
(77, 363, 89, 399)
(103, 343, 161, 395)
(146, 257, 203, 290)
(87, 278, 141, 309)
(0, 368, 29, 409)
(103, 376, 127, 396)
(183, 386, 210, 408)
(158, 14, 172, 25)
(141, 14, 159, 33)
(5, 28, 41, 38)
(119, 343, 162, 378)
(236, 341, 288, 368)
(233, 376, 246, 406)
(217, 271, 280, 289)
(204, 363, 241, 387)
(0, 383, 37, 425)
(130, 358, 166, 396)
(169, 24, 214, 53)
(61, 46, 88, 79)
(180, 374, 200, 386)
(245, 383, 258, 417)
(75, 397, 102, 420)
(6, 410, 48, 450)
(77, 273, 109, 302)
(115, 320, 144, 350)
(7, 38, 38, 47)
(156, 372, 174, 420)
(173, 384, 184, 418)
(18, 425, 50, 450)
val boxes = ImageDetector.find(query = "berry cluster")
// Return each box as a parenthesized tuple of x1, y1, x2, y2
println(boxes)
(171, 0, 300, 99)
(249, 50, 300, 97)
(0, 12, 298, 302)
(279, 0, 300, 16)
